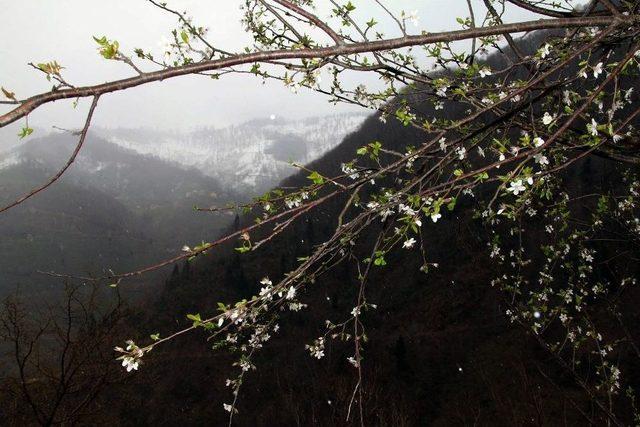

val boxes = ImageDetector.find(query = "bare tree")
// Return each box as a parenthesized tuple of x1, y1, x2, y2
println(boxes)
(0, 285, 126, 425)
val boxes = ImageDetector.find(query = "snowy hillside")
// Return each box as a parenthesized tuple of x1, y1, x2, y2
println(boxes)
(102, 113, 367, 193)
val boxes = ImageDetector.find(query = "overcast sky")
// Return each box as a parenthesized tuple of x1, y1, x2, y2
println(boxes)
(0, 1, 535, 148)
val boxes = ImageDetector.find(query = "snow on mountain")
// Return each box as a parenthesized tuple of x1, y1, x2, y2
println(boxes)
(0, 133, 238, 252)
(0, 152, 21, 170)
(102, 113, 368, 193)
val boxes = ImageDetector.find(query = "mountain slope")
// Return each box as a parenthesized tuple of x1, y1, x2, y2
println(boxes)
(0, 133, 236, 296)
(112, 33, 640, 426)
(102, 113, 367, 193)
(0, 162, 150, 296)
(0, 112, 367, 296)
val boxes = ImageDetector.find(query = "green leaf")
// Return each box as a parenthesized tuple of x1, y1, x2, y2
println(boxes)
(307, 171, 325, 185)
(597, 195, 608, 213)
(18, 126, 34, 139)
(395, 107, 414, 126)
(369, 141, 382, 158)
(186, 313, 201, 322)
(180, 30, 189, 44)
(150, 333, 160, 341)
(187, 313, 202, 327)
(373, 250, 387, 267)
(37, 61, 64, 76)
(1, 87, 16, 101)
(476, 171, 489, 181)
(92, 35, 107, 45)
(93, 35, 119, 59)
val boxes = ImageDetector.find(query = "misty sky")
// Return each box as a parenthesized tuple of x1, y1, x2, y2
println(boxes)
(0, 1, 535, 148)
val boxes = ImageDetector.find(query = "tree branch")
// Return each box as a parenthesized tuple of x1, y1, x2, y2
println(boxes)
(0, 96, 100, 214)
(271, 0, 344, 45)
(0, 15, 626, 129)
(506, 0, 586, 17)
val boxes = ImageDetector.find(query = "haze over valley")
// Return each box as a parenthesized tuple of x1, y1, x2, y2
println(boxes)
(0, 112, 365, 297)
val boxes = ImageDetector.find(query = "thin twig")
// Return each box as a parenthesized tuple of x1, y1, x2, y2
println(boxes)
(0, 96, 100, 214)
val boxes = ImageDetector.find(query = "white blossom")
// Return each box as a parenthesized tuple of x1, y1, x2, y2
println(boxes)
(259, 286, 272, 297)
(407, 10, 419, 27)
(439, 137, 447, 152)
(507, 179, 526, 195)
(625, 87, 634, 102)
(403, 237, 417, 249)
(288, 302, 306, 311)
(260, 277, 272, 286)
(539, 43, 551, 58)
(534, 153, 549, 166)
(380, 208, 394, 220)
(588, 118, 599, 136)
(399, 203, 416, 216)
(285, 197, 302, 209)
(342, 163, 360, 179)
(121, 357, 139, 372)
(306, 337, 325, 359)
(593, 62, 603, 79)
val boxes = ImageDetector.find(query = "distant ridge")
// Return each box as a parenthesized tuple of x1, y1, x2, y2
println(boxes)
(100, 112, 368, 194)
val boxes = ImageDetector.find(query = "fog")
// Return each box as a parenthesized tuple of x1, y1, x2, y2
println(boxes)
(0, 0, 533, 150)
